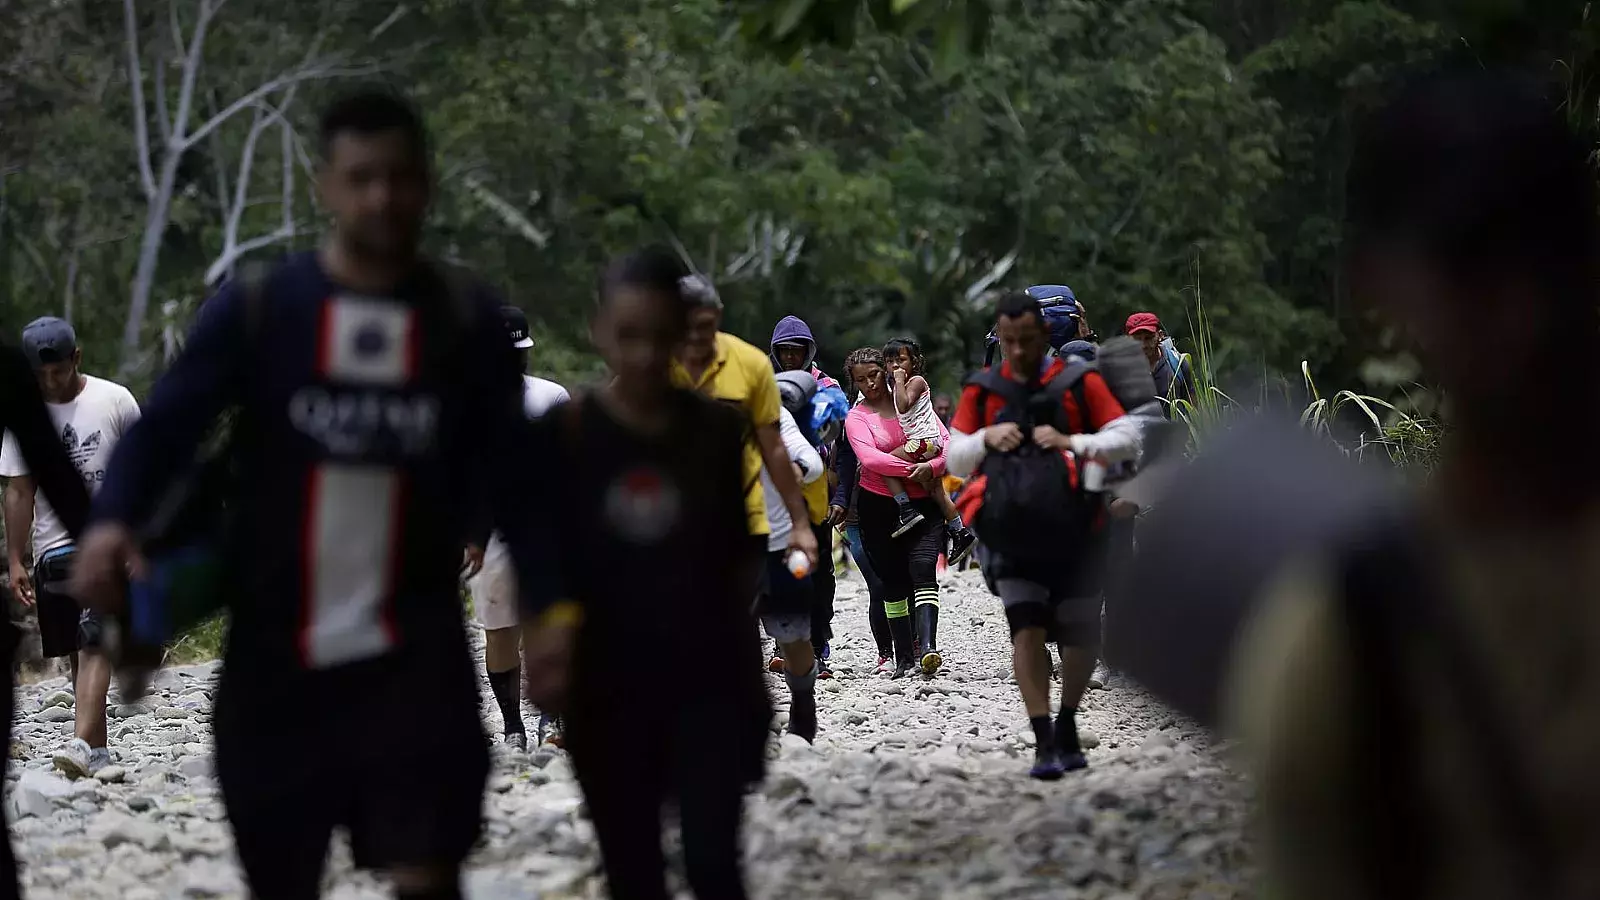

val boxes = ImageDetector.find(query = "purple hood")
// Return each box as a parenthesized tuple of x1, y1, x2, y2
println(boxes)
(770, 315, 841, 391)
(770, 316, 817, 369)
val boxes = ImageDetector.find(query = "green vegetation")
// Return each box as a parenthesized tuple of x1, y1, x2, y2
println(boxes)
(3, 1, 1593, 402)
(3, 1, 1591, 658)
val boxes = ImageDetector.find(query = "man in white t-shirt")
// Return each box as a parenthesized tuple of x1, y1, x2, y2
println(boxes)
(466, 306, 567, 751)
(0, 318, 140, 778)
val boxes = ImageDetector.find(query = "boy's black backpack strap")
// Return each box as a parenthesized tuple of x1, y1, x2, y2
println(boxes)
(230, 259, 277, 346)
(427, 259, 482, 334)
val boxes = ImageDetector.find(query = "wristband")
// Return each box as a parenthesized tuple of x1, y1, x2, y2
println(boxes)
(538, 601, 583, 629)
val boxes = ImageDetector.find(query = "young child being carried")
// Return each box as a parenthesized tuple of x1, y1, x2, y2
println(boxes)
(882, 339, 977, 564)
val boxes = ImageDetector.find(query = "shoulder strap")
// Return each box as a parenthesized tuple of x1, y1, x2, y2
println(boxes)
(231, 259, 276, 345)
(1038, 361, 1092, 432)
(965, 368, 1028, 410)
(426, 259, 481, 333)
(965, 364, 1091, 431)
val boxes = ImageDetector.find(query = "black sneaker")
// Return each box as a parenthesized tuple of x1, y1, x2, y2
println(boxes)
(787, 690, 818, 743)
(892, 659, 916, 680)
(1030, 747, 1066, 781)
(947, 527, 977, 567)
(891, 504, 926, 538)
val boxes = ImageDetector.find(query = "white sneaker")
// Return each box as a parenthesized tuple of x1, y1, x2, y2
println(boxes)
(52, 739, 108, 779)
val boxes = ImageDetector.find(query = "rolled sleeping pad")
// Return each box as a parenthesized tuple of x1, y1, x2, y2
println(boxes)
(1096, 337, 1157, 410)
(1103, 413, 1397, 728)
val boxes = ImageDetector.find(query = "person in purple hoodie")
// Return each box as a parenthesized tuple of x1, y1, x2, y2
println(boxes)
(769, 316, 849, 674)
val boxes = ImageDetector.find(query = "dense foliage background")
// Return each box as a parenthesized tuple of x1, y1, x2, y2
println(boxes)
(2, 0, 1595, 402)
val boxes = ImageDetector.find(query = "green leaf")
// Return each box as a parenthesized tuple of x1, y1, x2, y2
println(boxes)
(892, 0, 925, 14)
(772, 0, 816, 40)
(934, 3, 973, 77)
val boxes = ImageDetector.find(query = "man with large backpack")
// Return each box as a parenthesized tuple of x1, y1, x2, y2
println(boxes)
(948, 290, 1140, 780)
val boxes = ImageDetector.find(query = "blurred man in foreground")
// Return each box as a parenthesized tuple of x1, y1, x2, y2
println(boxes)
(1224, 67, 1600, 900)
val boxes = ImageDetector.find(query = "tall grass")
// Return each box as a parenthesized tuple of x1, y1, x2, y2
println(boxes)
(1164, 261, 1443, 473)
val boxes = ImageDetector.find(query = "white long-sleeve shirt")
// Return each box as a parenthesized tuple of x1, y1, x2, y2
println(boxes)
(760, 406, 822, 552)
(947, 414, 1144, 478)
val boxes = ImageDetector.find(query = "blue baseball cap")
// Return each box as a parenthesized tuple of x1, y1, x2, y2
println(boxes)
(21, 317, 78, 368)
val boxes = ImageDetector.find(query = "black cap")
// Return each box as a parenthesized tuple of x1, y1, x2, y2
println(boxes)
(21, 317, 77, 368)
(500, 306, 534, 349)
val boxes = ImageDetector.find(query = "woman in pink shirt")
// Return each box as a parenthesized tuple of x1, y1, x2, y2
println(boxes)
(844, 346, 950, 679)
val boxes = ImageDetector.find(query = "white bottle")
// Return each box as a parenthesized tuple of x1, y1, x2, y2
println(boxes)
(1081, 458, 1107, 493)
(786, 549, 811, 579)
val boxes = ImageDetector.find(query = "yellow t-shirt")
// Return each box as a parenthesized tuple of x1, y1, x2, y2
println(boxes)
(802, 472, 829, 526)
(671, 332, 779, 536)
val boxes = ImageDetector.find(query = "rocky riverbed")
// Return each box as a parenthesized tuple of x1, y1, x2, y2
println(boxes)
(6, 569, 1253, 899)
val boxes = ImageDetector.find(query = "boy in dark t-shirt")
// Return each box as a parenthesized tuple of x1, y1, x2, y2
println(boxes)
(522, 246, 768, 900)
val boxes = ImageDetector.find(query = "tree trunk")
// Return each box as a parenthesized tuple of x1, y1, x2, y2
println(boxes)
(121, 150, 182, 379)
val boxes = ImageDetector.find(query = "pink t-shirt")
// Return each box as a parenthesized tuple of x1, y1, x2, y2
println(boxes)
(845, 404, 949, 499)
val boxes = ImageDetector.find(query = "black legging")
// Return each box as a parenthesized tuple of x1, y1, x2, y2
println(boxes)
(810, 520, 836, 655)
(856, 489, 942, 661)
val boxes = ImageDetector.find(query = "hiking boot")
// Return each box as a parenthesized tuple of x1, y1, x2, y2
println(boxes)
(1088, 662, 1112, 690)
(502, 732, 527, 752)
(891, 659, 916, 680)
(1060, 750, 1089, 772)
(1030, 748, 1066, 781)
(52, 739, 108, 780)
(916, 604, 942, 676)
(816, 659, 833, 679)
(787, 690, 818, 743)
(891, 504, 926, 538)
(947, 527, 978, 567)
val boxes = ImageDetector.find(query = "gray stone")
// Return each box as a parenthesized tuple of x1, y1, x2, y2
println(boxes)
(41, 690, 74, 709)
(1142, 730, 1174, 751)
(155, 706, 193, 719)
(177, 755, 212, 779)
(11, 786, 54, 820)
(111, 704, 151, 719)
(95, 812, 172, 851)
(17, 769, 74, 799)
(34, 707, 73, 723)
(93, 765, 128, 784)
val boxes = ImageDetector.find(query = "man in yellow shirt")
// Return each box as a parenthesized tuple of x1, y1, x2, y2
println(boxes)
(671, 276, 818, 576)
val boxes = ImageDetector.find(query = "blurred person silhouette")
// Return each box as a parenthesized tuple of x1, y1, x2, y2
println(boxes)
(0, 342, 92, 899)
(521, 246, 768, 900)
(1139, 66, 1600, 900)
(71, 89, 554, 900)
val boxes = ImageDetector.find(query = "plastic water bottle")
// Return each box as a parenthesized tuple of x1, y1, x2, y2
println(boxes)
(1081, 459, 1107, 493)
(786, 549, 811, 579)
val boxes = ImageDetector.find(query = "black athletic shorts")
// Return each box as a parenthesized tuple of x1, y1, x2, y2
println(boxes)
(33, 546, 95, 659)
(213, 649, 489, 895)
(980, 534, 1110, 646)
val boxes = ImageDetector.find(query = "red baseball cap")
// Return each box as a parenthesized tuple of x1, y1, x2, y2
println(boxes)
(1125, 312, 1161, 335)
